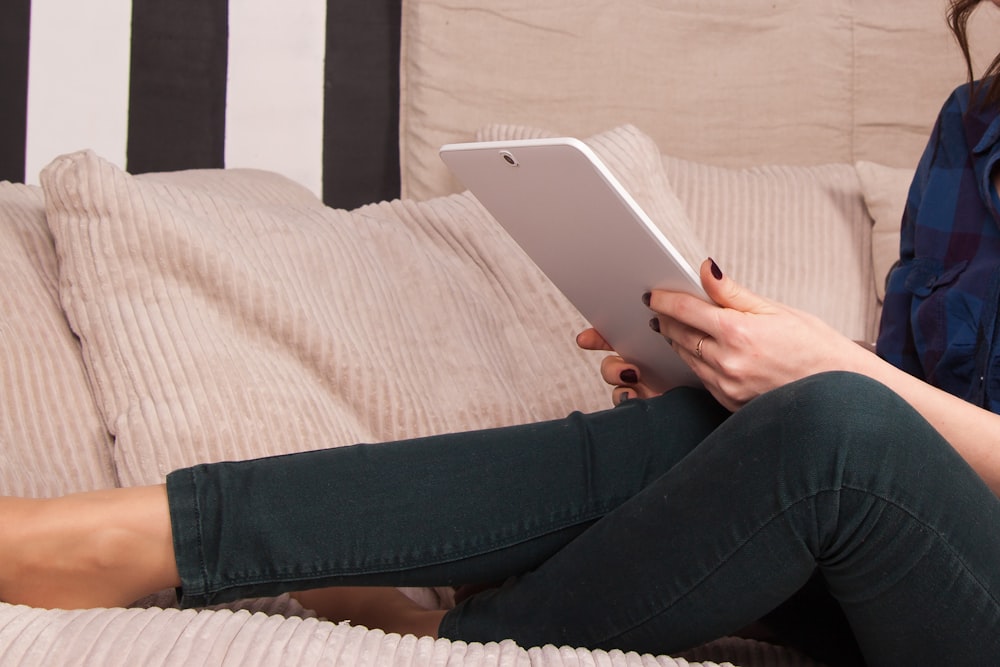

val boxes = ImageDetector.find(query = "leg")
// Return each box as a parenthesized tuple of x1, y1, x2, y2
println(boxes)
(0, 385, 727, 610)
(168, 386, 728, 606)
(750, 571, 865, 665)
(439, 372, 1000, 664)
(0, 486, 178, 609)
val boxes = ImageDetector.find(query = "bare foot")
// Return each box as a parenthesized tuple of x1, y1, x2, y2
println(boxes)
(0, 486, 180, 609)
(292, 587, 447, 638)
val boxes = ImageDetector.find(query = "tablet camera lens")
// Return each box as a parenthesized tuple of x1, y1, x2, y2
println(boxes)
(500, 151, 519, 167)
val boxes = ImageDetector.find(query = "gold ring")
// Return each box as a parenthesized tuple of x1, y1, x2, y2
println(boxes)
(695, 335, 708, 358)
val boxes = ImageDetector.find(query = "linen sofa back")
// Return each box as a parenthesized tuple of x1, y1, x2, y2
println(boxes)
(399, 0, 1000, 200)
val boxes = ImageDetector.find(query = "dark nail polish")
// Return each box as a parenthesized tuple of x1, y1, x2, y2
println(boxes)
(642, 292, 651, 307)
(649, 317, 661, 333)
(620, 369, 639, 384)
(710, 258, 723, 281)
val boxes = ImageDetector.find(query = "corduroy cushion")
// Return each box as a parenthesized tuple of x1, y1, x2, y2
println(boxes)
(0, 182, 116, 497)
(854, 161, 912, 303)
(661, 156, 877, 342)
(40, 126, 696, 487)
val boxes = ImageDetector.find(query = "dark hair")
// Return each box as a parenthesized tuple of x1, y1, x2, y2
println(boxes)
(948, 0, 1000, 109)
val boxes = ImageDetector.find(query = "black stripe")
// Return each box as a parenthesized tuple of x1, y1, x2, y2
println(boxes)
(323, 0, 402, 208)
(0, 0, 32, 183)
(127, 0, 229, 175)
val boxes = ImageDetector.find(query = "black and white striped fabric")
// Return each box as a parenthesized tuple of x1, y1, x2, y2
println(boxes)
(0, 0, 401, 209)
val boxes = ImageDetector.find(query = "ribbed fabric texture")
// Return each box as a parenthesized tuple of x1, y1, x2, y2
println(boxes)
(661, 156, 877, 343)
(854, 160, 913, 303)
(40, 128, 684, 487)
(3, 127, 832, 666)
(0, 182, 116, 497)
(0, 601, 819, 667)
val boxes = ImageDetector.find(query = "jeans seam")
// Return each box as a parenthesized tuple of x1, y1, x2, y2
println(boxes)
(200, 501, 626, 593)
(189, 468, 210, 600)
(838, 484, 1000, 608)
(587, 493, 824, 646)
(591, 485, 1000, 647)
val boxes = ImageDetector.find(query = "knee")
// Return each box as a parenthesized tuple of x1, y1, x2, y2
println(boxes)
(742, 372, 934, 472)
(757, 372, 912, 430)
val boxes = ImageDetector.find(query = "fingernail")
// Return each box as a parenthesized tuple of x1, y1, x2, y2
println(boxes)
(649, 317, 661, 333)
(619, 369, 639, 384)
(618, 391, 632, 405)
(709, 258, 723, 281)
(642, 292, 651, 307)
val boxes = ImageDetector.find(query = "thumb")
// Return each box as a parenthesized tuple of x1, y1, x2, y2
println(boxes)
(700, 258, 773, 314)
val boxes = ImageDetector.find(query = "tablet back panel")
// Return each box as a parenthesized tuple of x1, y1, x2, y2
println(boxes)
(441, 138, 705, 392)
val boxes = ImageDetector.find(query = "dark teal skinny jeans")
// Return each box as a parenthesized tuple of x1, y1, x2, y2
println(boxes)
(166, 372, 1000, 666)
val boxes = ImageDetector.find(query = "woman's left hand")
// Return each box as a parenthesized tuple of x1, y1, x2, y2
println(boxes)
(576, 328, 662, 404)
(648, 258, 868, 411)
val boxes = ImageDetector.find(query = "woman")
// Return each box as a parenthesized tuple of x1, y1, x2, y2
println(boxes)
(3, 1, 1000, 664)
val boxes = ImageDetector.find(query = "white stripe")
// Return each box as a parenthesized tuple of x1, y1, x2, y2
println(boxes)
(225, 1, 327, 198)
(24, 0, 132, 184)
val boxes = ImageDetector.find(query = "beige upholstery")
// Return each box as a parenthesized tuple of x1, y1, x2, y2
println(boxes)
(40, 130, 685, 487)
(855, 161, 916, 303)
(3, 1, 994, 665)
(400, 0, 1000, 200)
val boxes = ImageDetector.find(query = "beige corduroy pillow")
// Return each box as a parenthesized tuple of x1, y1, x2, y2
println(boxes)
(41, 126, 693, 486)
(0, 182, 116, 497)
(661, 156, 878, 343)
(854, 161, 912, 303)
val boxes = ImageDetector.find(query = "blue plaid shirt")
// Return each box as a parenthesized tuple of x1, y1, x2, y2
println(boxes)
(877, 83, 1000, 414)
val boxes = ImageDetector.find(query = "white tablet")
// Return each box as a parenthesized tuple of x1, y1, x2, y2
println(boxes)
(439, 137, 707, 392)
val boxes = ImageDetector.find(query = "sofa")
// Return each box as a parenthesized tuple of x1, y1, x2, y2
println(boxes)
(2, 1, 998, 665)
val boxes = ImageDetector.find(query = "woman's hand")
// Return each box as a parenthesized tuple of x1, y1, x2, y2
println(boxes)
(576, 328, 662, 405)
(647, 258, 869, 411)
(648, 258, 1000, 494)
(582, 256, 1000, 493)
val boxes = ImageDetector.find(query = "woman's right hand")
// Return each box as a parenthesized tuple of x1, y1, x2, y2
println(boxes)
(576, 328, 663, 404)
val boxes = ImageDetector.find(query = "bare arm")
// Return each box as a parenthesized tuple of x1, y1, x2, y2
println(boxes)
(846, 349, 1000, 494)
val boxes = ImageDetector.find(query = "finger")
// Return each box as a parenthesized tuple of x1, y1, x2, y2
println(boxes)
(648, 258, 773, 337)
(600, 355, 638, 387)
(698, 257, 773, 314)
(613, 385, 637, 406)
(598, 355, 660, 398)
(613, 383, 660, 405)
(653, 314, 704, 356)
(576, 328, 614, 352)
(648, 289, 719, 341)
